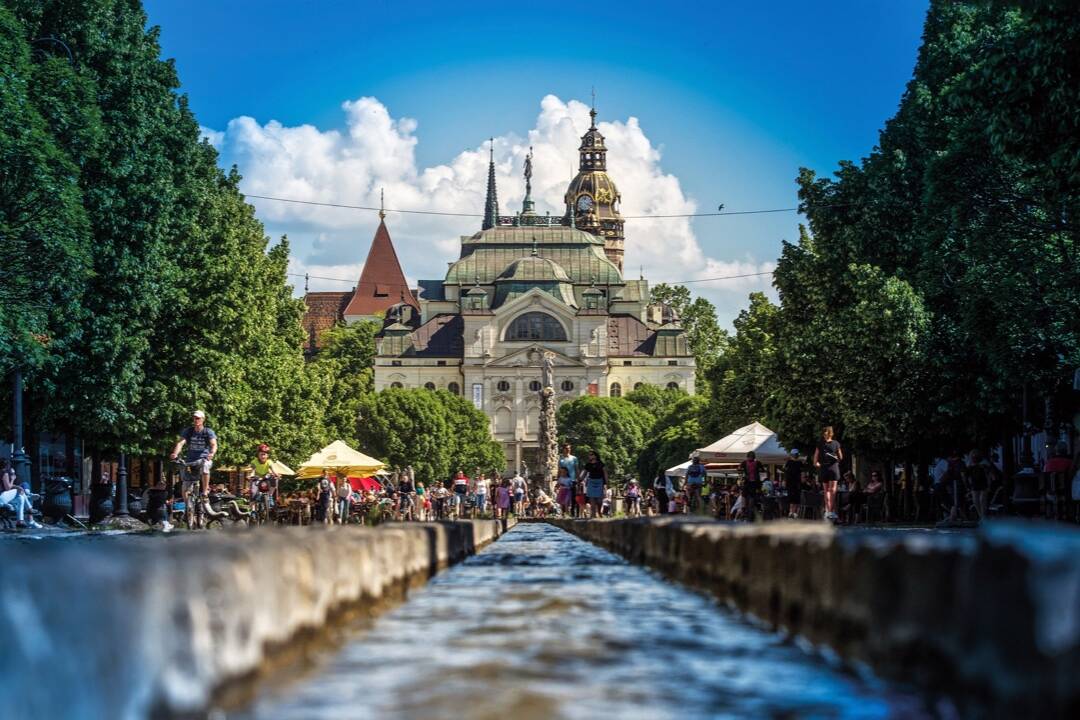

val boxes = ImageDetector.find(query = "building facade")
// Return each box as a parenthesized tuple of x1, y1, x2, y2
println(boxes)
(372, 111, 695, 469)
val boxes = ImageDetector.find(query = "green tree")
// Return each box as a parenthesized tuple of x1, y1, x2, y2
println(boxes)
(705, 292, 780, 441)
(624, 383, 686, 420)
(556, 396, 655, 477)
(356, 388, 503, 485)
(650, 283, 727, 385)
(0, 7, 92, 383)
(310, 320, 379, 446)
(636, 394, 709, 482)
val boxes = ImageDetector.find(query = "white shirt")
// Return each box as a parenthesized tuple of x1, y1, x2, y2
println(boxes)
(474, 478, 489, 495)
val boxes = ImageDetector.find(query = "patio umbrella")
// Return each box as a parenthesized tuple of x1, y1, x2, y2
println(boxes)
(269, 460, 295, 476)
(296, 440, 386, 479)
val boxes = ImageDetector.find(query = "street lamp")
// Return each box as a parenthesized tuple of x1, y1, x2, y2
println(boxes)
(11, 369, 31, 488)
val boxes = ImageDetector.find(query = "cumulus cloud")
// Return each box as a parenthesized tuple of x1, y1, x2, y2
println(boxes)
(209, 94, 775, 325)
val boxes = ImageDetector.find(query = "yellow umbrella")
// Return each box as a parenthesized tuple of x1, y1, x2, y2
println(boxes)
(269, 459, 295, 476)
(297, 440, 385, 479)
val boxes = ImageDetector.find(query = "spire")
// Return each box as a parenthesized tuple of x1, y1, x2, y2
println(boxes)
(378, 187, 385, 221)
(590, 86, 597, 128)
(522, 146, 535, 215)
(342, 216, 417, 319)
(482, 138, 499, 230)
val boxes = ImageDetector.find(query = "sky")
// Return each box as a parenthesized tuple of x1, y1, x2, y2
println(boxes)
(144, 0, 929, 328)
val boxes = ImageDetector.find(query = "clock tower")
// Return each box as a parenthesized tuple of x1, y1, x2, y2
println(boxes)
(564, 107, 626, 270)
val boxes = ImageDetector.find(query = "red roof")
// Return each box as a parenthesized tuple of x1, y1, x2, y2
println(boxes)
(343, 219, 418, 318)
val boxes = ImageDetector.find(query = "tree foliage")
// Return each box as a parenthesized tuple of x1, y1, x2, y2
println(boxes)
(356, 388, 503, 485)
(556, 396, 656, 477)
(649, 283, 727, 386)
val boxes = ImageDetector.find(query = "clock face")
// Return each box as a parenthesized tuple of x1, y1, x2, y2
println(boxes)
(577, 194, 593, 212)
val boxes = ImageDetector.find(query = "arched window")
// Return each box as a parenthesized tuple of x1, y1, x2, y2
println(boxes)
(505, 312, 567, 342)
(390, 382, 404, 389)
(666, 381, 680, 391)
(561, 380, 574, 392)
(633, 382, 644, 391)
(528, 380, 542, 392)
(497, 380, 511, 392)
(610, 382, 622, 398)
(448, 382, 460, 395)
(424, 382, 436, 391)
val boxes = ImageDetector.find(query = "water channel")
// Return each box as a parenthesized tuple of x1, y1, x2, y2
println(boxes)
(232, 523, 939, 719)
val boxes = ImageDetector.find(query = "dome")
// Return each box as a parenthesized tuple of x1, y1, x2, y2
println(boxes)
(565, 171, 621, 215)
(496, 255, 571, 283)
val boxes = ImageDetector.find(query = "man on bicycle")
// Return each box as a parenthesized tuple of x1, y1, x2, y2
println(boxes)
(169, 410, 217, 498)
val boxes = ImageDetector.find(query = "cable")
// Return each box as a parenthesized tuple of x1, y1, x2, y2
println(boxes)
(248, 193, 857, 220)
(287, 269, 773, 286)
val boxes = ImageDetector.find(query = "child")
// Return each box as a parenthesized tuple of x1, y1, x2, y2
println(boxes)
(495, 479, 511, 519)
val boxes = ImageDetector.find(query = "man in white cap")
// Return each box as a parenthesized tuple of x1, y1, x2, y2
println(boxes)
(170, 410, 217, 498)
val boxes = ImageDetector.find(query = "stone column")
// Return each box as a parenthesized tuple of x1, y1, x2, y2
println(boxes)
(538, 352, 559, 495)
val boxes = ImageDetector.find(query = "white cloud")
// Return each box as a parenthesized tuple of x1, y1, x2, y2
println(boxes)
(210, 94, 775, 325)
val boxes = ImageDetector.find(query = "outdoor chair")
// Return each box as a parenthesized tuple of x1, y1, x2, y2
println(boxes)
(862, 493, 885, 524)
(798, 490, 823, 520)
(1010, 474, 1041, 517)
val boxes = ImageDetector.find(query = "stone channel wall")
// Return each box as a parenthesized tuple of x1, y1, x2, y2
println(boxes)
(546, 517, 1079, 718)
(1, 520, 511, 720)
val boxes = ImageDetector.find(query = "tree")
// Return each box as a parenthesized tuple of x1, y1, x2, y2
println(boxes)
(0, 7, 92, 385)
(705, 292, 780, 442)
(624, 383, 686, 420)
(636, 394, 709, 482)
(356, 388, 503, 484)
(556, 396, 655, 477)
(310, 320, 379, 447)
(649, 283, 727, 385)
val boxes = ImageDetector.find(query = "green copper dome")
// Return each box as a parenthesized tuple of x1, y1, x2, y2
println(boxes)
(496, 255, 571, 283)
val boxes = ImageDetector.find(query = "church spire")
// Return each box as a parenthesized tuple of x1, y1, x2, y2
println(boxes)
(482, 138, 499, 230)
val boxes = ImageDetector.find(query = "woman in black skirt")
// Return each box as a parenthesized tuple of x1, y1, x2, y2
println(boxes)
(813, 426, 843, 522)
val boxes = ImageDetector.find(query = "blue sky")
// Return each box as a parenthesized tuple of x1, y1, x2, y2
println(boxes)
(144, 0, 929, 326)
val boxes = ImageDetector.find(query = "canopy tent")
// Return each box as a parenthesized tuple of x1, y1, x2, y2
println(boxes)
(665, 460, 737, 478)
(696, 422, 791, 464)
(297, 440, 386, 480)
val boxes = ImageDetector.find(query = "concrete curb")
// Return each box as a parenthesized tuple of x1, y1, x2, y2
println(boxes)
(546, 517, 1079, 718)
(0, 519, 514, 720)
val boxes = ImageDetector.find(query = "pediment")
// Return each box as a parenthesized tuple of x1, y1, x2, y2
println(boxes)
(486, 344, 586, 368)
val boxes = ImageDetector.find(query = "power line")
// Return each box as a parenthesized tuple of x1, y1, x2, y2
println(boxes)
(248, 193, 856, 220)
(287, 269, 773, 286)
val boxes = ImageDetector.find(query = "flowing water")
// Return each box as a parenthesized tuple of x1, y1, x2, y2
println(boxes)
(233, 523, 937, 720)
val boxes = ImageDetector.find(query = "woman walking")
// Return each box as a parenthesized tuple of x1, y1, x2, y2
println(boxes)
(494, 478, 511, 520)
(582, 451, 608, 518)
(813, 426, 843, 522)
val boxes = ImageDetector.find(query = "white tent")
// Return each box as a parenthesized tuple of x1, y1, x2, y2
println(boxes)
(665, 460, 738, 479)
(696, 421, 791, 464)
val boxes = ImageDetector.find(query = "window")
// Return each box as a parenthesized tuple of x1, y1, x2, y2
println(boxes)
(390, 382, 403, 389)
(668, 360, 678, 366)
(391, 360, 402, 367)
(437, 360, 447, 366)
(666, 382, 679, 391)
(424, 382, 436, 391)
(497, 380, 511, 392)
(633, 382, 644, 390)
(561, 380, 574, 392)
(448, 382, 460, 395)
(505, 312, 567, 342)
(610, 382, 622, 398)
(623, 360, 632, 366)
(528, 380, 542, 392)
(374, 284, 390, 297)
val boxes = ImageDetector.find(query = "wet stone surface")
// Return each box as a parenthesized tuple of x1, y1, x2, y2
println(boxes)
(232, 523, 937, 720)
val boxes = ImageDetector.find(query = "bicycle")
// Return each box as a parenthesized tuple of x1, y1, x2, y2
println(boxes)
(172, 458, 210, 530)
(249, 476, 275, 526)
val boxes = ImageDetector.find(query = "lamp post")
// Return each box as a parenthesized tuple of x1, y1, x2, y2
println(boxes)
(11, 369, 31, 488)
(114, 452, 129, 517)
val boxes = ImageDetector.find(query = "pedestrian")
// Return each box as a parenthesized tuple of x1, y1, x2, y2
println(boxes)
(583, 451, 608, 518)
(510, 470, 528, 516)
(559, 444, 579, 499)
(0, 459, 40, 529)
(474, 473, 489, 516)
(738, 451, 763, 522)
(495, 478, 511, 519)
(654, 473, 670, 515)
(784, 449, 803, 519)
(337, 477, 354, 524)
(685, 452, 707, 513)
(555, 465, 574, 515)
(625, 479, 642, 517)
(314, 471, 333, 524)
(813, 426, 843, 522)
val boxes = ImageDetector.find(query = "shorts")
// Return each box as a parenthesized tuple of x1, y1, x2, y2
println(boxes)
(819, 465, 840, 483)
(514, 491, 524, 501)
